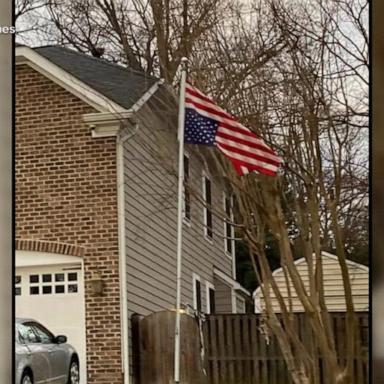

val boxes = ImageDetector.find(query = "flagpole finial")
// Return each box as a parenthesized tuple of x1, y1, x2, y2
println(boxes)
(180, 57, 189, 71)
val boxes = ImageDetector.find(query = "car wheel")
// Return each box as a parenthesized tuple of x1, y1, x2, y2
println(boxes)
(68, 358, 80, 384)
(21, 372, 33, 384)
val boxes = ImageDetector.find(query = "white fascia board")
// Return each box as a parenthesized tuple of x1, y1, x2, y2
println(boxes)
(16, 46, 127, 114)
(83, 111, 135, 138)
(213, 268, 250, 296)
(84, 79, 164, 138)
(128, 79, 165, 113)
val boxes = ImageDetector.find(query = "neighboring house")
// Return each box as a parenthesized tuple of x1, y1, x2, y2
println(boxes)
(253, 251, 369, 313)
(15, 45, 249, 384)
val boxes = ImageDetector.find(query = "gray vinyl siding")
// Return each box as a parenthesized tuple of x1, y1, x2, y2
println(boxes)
(124, 91, 234, 319)
(214, 278, 233, 314)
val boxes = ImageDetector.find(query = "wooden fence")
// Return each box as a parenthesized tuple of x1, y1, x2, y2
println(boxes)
(203, 313, 369, 384)
(132, 311, 368, 384)
(133, 311, 206, 384)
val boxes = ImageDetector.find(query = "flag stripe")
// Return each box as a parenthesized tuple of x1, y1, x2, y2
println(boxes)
(216, 128, 278, 157)
(215, 136, 281, 166)
(185, 97, 234, 122)
(185, 101, 237, 127)
(216, 143, 278, 171)
(185, 92, 242, 127)
(216, 144, 278, 175)
(185, 85, 224, 109)
(218, 120, 271, 142)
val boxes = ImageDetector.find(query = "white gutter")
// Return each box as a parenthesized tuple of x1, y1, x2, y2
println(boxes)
(89, 116, 138, 384)
(117, 123, 139, 384)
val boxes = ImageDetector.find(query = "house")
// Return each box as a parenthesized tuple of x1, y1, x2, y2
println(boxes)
(253, 251, 369, 313)
(15, 45, 249, 384)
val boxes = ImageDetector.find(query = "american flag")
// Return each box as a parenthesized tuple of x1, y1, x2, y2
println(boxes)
(184, 83, 282, 176)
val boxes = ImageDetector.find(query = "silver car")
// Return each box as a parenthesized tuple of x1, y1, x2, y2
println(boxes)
(15, 318, 80, 384)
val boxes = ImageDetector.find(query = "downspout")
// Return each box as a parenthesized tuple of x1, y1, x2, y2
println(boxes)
(116, 122, 139, 384)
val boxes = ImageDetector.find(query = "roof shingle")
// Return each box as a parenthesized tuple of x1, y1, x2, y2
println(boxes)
(34, 46, 158, 110)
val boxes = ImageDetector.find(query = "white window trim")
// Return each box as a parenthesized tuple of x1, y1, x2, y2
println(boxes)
(202, 171, 214, 243)
(192, 273, 201, 311)
(254, 294, 262, 314)
(205, 281, 215, 315)
(182, 152, 191, 226)
(223, 193, 235, 262)
(231, 288, 237, 314)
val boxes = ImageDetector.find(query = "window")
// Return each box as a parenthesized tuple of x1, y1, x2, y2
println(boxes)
(55, 273, 65, 282)
(30, 286, 39, 295)
(68, 273, 78, 281)
(206, 282, 215, 314)
(183, 154, 191, 221)
(15, 275, 21, 296)
(43, 286, 52, 294)
(203, 175, 213, 239)
(27, 272, 78, 295)
(42, 274, 52, 283)
(192, 274, 202, 312)
(224, 194, 234, 256)
(30, 275, 39, 283)
(55, 285, 65, 294)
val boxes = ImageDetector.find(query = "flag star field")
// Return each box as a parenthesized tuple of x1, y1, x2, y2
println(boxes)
(185, 109, 218, 146)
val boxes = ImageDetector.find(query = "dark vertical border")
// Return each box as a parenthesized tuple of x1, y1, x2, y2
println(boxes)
(0, 0, 13, 382)
(12, 0, 16, 382)
(372, 0, 383, 382)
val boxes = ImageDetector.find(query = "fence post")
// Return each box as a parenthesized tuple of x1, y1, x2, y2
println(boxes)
(131, 313, 143, 384)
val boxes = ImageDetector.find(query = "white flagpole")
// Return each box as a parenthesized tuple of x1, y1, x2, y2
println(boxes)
(174, 57, 188, 384)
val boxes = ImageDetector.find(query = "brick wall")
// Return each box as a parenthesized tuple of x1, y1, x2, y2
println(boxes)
(16, 64, 123, 384)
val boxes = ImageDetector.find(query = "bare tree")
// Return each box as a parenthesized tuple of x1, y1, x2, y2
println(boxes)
(16, 0, 368, 382)
(188, 0, 368, 382)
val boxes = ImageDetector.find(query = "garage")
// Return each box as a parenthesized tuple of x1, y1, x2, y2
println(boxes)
(15, 251, 87, 383)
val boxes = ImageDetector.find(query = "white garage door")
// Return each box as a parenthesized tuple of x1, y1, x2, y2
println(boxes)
(16, 251, 87, 384)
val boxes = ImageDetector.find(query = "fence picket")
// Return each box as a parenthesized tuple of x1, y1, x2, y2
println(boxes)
(202, 313, 368, 384)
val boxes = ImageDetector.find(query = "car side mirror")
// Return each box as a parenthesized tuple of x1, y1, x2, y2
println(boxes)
(54, 335, 67, 344)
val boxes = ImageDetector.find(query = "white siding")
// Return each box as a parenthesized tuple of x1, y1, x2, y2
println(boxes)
(254, 252, 368, 313)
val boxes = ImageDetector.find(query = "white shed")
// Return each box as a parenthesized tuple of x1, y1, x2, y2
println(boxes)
(253, 252, 369, 313)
